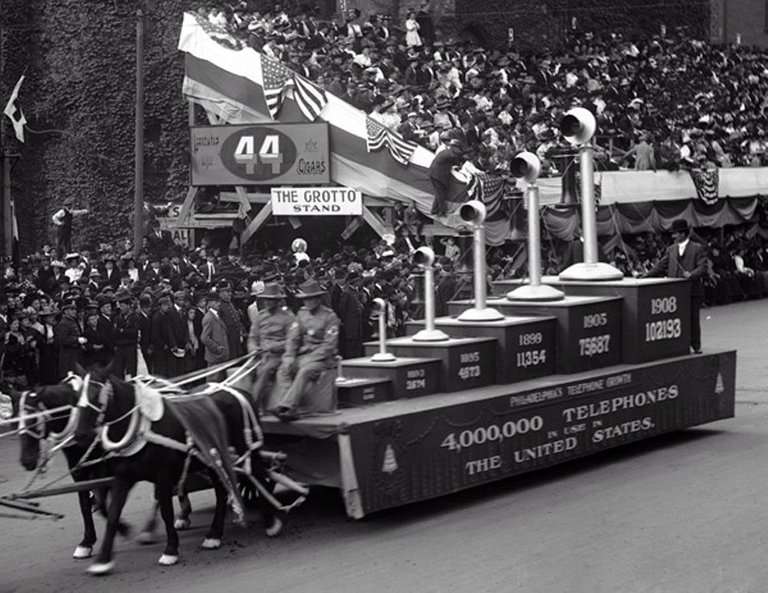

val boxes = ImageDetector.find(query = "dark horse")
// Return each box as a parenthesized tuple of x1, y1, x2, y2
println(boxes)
(75, 369, 281, 575)
(17, 376, 131, 559)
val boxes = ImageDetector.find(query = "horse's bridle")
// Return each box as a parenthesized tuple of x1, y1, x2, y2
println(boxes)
(76, 374, 112, 427)
(18, 373, 84, 444)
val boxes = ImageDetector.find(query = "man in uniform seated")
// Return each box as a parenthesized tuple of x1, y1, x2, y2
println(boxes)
(272, 279, 340, 421)
(247, 282, 296, 409)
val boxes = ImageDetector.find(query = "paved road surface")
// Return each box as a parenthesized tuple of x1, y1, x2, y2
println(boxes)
(0, 299, 766, 593)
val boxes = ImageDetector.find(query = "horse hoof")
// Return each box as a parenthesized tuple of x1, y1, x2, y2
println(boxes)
(135, 531, 156, 545)
(265, 517, 284, 538)
(173, 518, 191, 530)
(200, 538, 221, 550)
(158, 554, 179, 566)
(73, 545, 93, 559)
(86, 561, 114, 576)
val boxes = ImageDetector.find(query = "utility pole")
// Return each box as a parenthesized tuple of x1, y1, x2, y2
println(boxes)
(133, 3, 145, 257)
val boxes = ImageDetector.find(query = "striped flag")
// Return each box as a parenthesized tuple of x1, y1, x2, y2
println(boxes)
(467, 171, 505, 217)
(366, 117, 417, 166)
(260, 56, 327, 121)
(689, 167, 719, 205)
(3, 75, 26, 143)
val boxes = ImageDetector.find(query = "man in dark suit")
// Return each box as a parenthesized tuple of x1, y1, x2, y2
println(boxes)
(150, 294, 173, 377)
(167, 291, 189, 377)
(94, 295, 116, 368)
(113, 288, 140, 379)
(55, 299, 85, 379)
(429, 139, 462, 217)
(190, 292, 207, 372)
(645, 219, 707, 353)
(138, 293, 154, 373)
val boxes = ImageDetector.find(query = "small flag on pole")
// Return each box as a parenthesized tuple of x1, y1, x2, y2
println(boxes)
(3, 75, 26, 143)
(260, 56, 327, 121)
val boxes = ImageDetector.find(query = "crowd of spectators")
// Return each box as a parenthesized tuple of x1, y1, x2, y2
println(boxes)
(200, 2, 768, 176)
(1, 211, 767, 391)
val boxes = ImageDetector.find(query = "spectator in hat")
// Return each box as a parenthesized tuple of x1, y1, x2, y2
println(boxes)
(94, 294, 116, 366)
(64, 253, 83, 284)
(37, 306, 58, 384)
(51, 198, 89, 256)
(167, 291, 189, 377)
(272, 279, 340, 421)
(83, 304, 107, 370)
(46, 260, 67, 295)
(644, 219, 707, 353)
(100, 254, 121, 290)
(188, 291, 208, 374)
(217, 280, 245, 359)
(333, 271, 365, 359)
(55, 299, 85, 379)
(247, 281, 296, 408)
(150, 294, 174, 377)
(138, 293, 154, 374)
(113, 288, 139, 378)
(201, 291, 229, 381)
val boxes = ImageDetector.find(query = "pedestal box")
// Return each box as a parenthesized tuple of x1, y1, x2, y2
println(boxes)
(363, 337, 497, 393)
(448, 296, 622, 374)
(341, 357, 441, 399)
(336, 377, 392, 407)
(493, 277, 690, 363)
(404, 316, 556, 384)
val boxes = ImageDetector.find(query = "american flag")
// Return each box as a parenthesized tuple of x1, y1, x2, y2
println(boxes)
(689, 167, 719, 205)
(467, 171, 505, 217)
(260, 56, 327, 121)
(366, 118, 417, 166)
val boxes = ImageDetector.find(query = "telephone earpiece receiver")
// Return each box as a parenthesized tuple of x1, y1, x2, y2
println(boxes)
(458, 200, 487, 226)
(510, 151, 541, 183)
(560, 107, 596, 145)
(413, 246, 435, 268)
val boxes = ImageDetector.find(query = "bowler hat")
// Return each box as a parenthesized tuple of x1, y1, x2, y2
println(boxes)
(217, 279, 233, 291)
(258, 281, 286, 299)
(295, 279, 325, 298)
(114, 288, 132, 303)
(97, 294, 113, 308)
(670, 219, 690, 234)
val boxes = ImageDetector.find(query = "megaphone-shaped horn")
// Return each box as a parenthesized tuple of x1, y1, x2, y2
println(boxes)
(459, 200, 486, 226)
(413, 246, 435, 268)
(560, 107, 596, 145)
(510, 151, 541, 184)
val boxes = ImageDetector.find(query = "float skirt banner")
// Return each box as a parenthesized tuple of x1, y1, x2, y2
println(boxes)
(349, 351, 736, 515)
(271, 187, 362, 216)
(191, 123, 330, 186)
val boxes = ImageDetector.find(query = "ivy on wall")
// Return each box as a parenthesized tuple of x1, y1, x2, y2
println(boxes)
(0, 0, 215, 254)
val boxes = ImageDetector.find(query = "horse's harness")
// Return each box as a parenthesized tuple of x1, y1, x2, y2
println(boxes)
(79, 376, 264, 476)
(18, 374, 84, 450)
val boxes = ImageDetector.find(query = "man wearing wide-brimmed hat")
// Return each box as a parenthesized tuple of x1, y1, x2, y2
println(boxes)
(644, 218, 707, 354)
(272, 279, 339, 421)
(247, 282, 296, 408)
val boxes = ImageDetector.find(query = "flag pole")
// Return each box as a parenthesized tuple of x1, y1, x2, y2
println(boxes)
(132, 3, 145, 258)
(2, 153, 10, 264)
